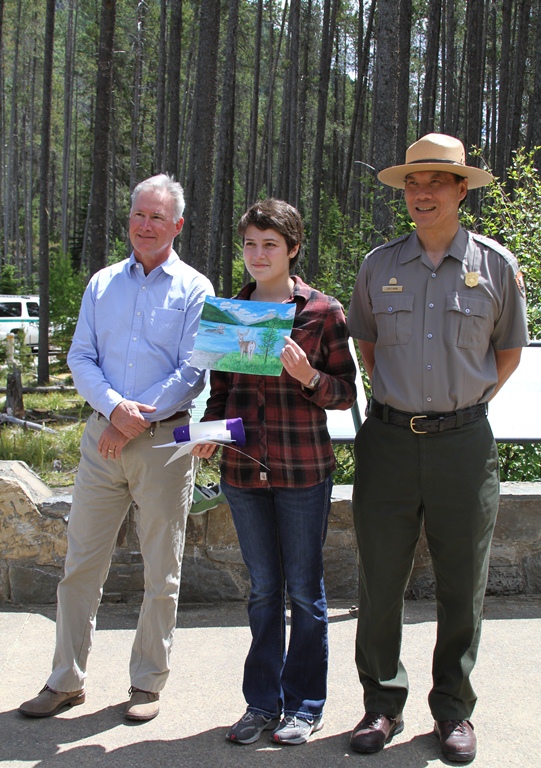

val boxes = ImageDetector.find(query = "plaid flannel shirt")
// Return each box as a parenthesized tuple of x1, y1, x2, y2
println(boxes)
(201, 276, 357, 488)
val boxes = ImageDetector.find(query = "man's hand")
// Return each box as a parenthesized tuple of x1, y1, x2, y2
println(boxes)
(97, 424, 130, 459)
(109, 400, 156, 438)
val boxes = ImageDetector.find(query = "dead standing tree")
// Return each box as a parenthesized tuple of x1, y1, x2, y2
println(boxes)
(181, 0, 221, 274)
(81, 0, 116, 277)
(37, 0, 55, 385)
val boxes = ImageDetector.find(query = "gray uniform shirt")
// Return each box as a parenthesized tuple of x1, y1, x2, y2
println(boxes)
(348, 226, 529, 413)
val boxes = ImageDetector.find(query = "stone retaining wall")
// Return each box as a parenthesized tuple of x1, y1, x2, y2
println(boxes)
(1, 461, 540, 604)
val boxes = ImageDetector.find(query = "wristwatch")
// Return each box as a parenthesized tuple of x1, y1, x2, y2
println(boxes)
(306, 371, 321, 390)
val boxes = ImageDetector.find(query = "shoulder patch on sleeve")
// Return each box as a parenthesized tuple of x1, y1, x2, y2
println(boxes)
(515, 270, 526, 299)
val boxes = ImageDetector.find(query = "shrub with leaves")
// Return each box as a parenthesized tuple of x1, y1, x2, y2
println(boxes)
(477, 148, 541, 339)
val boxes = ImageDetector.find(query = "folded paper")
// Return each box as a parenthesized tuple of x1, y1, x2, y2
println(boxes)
(173, 418, 246, 447)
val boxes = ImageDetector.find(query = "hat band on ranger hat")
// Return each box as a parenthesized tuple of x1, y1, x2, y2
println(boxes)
(409, 158, 463, 165)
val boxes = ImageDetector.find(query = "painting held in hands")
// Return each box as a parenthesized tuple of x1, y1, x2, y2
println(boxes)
(192, 296, 296, 376)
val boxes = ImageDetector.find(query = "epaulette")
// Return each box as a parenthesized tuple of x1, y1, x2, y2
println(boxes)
(367, 233, 411, 258)
(470, 232, 516, 267)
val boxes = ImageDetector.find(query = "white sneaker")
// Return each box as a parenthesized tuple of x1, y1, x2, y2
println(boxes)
(272, 714, 323, 745)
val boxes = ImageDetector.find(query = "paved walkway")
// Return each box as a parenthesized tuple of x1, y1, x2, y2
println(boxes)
(1, 597, 540, 767)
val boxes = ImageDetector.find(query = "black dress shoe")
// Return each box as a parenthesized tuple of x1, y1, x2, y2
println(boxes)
(434, 720, 476, 763)
(350, 712, 404, 753)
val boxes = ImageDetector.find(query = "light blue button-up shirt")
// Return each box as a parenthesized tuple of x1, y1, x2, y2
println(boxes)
(68, 251, 214, 420)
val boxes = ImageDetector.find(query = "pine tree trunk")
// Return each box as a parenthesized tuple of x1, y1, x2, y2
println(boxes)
(130, 0, 147, 191)
(307, 0, 339, 281)
(246, 0, 263, 207)
(527, 0, 541, 168)
(166, 0, 182, 178)
(495, 0, 512, 180)
(37, 0, 55, 385)
(181, 0, 221, 273)
(83, 0, 116, 277)
(209, 0, 239, 290)
(420, 0, 441, 136)
(155, 0, 168, 171)
(61, 0, 76, 255)
(371, 0, 400, 241)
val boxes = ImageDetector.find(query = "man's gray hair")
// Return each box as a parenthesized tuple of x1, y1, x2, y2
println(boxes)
(131, 174, 185, 222)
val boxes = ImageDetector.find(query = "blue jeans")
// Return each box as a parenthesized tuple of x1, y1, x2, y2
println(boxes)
(221, 477, 332, 721)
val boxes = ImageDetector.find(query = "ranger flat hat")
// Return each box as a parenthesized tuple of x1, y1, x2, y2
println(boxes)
(377, 133, 494, 189)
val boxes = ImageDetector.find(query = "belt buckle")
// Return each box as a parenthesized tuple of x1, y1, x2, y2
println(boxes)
(410, 414, 428, 434)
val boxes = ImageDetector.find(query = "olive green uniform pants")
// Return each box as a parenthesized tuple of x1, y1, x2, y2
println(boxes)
(352, 414, 499, 720)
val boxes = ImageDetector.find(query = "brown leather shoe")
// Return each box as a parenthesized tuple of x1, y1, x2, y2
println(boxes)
(18, 685, 85, 718)
(350, 712, 404, 753)
(434, 720, 476, 763)
(124, 687, 160, 721)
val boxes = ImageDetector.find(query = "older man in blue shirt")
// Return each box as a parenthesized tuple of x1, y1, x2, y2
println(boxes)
(19, 174, 214, 722)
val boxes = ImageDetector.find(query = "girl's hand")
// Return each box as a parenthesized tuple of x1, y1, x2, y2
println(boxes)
(280, 335, 317, 387)
(191, 442, 220, 459)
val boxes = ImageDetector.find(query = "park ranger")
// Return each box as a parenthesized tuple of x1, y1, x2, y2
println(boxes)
(347, 133, 529, 763)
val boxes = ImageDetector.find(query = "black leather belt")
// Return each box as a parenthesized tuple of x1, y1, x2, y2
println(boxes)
(367, 398, 487, 434)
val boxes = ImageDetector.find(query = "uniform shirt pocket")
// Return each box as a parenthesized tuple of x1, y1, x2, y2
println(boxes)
(445, 292, 492, 349)
(147, 307, 186, 347)
(372, 293, 414, 346)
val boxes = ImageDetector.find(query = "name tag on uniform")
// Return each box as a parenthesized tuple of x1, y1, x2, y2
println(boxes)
(382, 285, 403, 292)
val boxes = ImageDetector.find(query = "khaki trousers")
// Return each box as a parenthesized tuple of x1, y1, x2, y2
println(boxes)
(48, 411, 194, 693)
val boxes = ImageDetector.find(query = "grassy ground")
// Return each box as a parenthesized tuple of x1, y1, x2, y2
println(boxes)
(0, 379, 91, 486)
(0, 367, 225, 488)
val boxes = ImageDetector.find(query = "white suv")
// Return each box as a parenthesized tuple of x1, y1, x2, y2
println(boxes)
(0, 295, 40, 349)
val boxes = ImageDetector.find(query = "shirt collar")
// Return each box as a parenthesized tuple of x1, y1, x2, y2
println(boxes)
(399, 225, 468, 265)
(236, 275, 309, 303)
(128, 249, 180, 276)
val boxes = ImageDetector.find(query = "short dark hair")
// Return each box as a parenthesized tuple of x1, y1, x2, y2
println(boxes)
(238, 199, 304, 270)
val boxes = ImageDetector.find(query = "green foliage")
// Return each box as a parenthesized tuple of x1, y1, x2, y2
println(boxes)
(108, 238, 130, 266)
(0, 265, 24, 294)
(332, 442, 541, 485)
(231, 256, 246, 295)
(332, 444, 356, 484)
(195, 451, 221, 487)
(0, 333, 35, 373)
(475, 148, 541, 339)
(49, 251, 87, 354)
(311, 194, 373, 311)
(498, 443, 541, 482)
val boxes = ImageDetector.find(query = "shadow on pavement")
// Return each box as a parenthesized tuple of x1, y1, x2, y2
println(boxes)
(0, 708, 442, 768)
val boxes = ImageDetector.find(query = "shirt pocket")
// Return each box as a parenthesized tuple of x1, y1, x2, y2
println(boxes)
(372, 293, 414, 346)
(291, 322, 322, 364)
(445, 292, 492, 349)
(147, 307, 186, 347)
